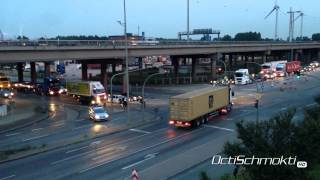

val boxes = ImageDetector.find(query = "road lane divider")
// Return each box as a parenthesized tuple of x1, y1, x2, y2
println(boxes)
(52, 127, 169, 165)
(66, 146, 90, 154)
(5, 132, 20, 137)
(32, 128, 44, 132)
(129, 129, 151, 134)
(121, 153, 158, 170)
(21, 134, 49, 142)
(79, 127, 205, 174)
(0, 175, 16, 180)
(203, 125, 234, 132)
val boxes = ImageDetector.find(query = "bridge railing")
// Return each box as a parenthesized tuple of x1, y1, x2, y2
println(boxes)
(0, 40, 318, 48)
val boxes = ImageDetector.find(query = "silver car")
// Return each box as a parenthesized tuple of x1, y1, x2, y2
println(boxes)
(88, 106, 109, 122)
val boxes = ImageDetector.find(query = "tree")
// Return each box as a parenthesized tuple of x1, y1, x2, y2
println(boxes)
(199, 171, 211, 180)
(296, 36, 311, 41)
(17, 36, 29, 40)
(312, 33, 320, 41)
(223, 95, 320, 180)
(221, 35, 232, 41)
(234, 32, 262, 41)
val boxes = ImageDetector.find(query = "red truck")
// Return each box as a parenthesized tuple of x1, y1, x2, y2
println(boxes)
(275, 61, 301, 77)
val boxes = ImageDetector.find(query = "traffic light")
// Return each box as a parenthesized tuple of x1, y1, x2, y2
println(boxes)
(254, 100, 259, 109)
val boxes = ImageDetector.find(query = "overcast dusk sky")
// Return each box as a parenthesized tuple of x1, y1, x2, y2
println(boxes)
(1, 0, 320, 39)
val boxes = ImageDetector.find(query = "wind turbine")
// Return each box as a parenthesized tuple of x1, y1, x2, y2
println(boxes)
(265, 1, 280, 40)
(294, 12, 304, 39)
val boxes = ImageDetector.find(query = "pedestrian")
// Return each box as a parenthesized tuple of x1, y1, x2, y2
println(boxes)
(123, 100, 128, 110)
(131, 168, 139, 180)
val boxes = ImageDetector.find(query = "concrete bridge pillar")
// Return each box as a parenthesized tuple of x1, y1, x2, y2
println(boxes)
(44, 62, 51, 78)
(30, 62, 37, 84)
(138, 57, 143, 69)
(210, 54, 217, 80)
(100, 63, 107, 92)
(191, 58, 197, 81)
(81, 62, 88, 80)
(228, 54, 233, 70)
(17, 62, 24, 82)
(171, 57, 179, 78)
(112, 63, 117, 73)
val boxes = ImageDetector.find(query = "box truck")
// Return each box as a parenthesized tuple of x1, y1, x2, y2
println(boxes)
(169, 86, 233, 127)
(275, 61, 301, 77)
(66, 81, 107, 105)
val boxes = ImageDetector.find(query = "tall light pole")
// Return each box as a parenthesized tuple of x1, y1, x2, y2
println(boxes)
(123, 0, 130, 121)
(187, 0, 190, 40)
(142, 69, 167, 121)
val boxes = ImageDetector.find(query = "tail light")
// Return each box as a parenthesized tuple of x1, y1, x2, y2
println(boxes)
(185, 122, 191, 126)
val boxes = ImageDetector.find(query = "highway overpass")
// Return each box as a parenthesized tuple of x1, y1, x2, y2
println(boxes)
(0, 41, 320, 62)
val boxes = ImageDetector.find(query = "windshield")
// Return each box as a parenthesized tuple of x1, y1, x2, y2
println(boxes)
(235, 73, 244, 77)
(93, 88, 105, 94)
(93, 108, 106, 114)
(262, 65, 270, 69)
(0, 77, 9, 81)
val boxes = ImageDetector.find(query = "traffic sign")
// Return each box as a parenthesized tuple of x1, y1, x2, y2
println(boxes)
(256, 93, 262, 100)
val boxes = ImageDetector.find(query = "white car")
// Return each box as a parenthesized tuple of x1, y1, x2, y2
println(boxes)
(107, 95, 125, 103)
(88, 106, 109, 122)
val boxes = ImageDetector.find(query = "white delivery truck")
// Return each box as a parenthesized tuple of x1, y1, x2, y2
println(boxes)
(66, 81, 107, 105)
(234, 69, 252, 85)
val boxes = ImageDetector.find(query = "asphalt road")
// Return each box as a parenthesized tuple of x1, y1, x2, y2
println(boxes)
(0, 70, 319, 180)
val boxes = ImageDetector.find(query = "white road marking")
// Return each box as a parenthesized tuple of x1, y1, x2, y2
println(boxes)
(0, 175, 16, 180)
(66, 146, 89, 154)
(73, 124, 92, 130)
(129, 129, 151, 134)
(280, 107, 287, 111)
(5, 132, 20, 137)
(52, 123, 65, 127)
(80, 128, 204, 173)
(121, 153, 158, 170)
(306, 103, 317, 107)
(22, 134, 49, 142)
(75, 119, 86, 122)
(90, 140, 102, 146)
(203, 125, 234, 132)
(32, 128, 43, 132)
(226, 118, 233, 121)
(52, 127, 169, 166)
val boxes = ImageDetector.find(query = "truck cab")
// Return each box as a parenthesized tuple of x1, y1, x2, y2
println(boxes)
(234, 69, 252, 85)
(275, 63, 286, 77)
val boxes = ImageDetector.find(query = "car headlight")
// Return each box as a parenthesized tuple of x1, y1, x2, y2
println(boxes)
(49, 91, 54, 95)
(105, 114, 109, 118)
(10, 92, 14, 96)
(94, 115, 99, 119)
(58, 89, 63, 94)
(4, 93, 8, 97)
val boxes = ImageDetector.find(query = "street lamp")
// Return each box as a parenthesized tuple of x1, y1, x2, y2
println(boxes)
(142, 69, 167, 121)
(109, 68, 142, 119)
(187, 0, 190, 40)
(117, 0, 130, 122)
(246, 62, 263, 123)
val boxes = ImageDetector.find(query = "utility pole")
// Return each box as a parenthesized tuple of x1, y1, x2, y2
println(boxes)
(123, 0, 130, 122)
(187, 0, 190, 40)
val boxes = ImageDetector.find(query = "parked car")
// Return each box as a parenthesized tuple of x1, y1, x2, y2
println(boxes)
(88, 106, 109, 122)
(107, 95, 125, 103)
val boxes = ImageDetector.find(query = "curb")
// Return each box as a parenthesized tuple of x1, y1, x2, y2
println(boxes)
(0, 114, 161, 164)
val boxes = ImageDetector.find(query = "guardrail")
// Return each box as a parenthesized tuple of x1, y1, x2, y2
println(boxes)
(0, 40, 318, 48)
